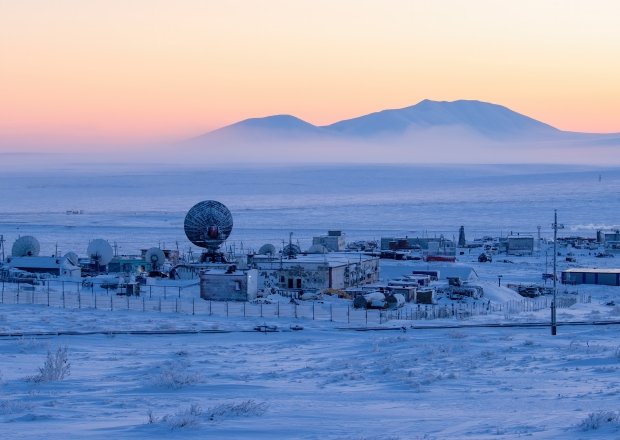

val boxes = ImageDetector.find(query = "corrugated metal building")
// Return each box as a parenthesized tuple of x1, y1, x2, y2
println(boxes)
(562, 268, 620, 286)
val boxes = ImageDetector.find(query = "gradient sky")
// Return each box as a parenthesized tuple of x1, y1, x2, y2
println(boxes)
(2, 0, 619, 149)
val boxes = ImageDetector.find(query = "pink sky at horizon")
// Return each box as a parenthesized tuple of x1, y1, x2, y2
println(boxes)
(2, 0, 620, 149)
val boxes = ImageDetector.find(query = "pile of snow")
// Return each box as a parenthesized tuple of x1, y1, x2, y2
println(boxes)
(475, 281, 524, 303)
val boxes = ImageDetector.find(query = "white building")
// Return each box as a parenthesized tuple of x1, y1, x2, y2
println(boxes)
(249, 252, 379, 293)
(504, 236, 535, 256)
(5, 256, 81, 278)
(312, 230, 346, 252)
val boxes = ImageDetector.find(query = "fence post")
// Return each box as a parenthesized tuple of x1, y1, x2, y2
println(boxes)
(47, 288, 50, 307)
(175, 298, 178, 313)
(243, 302, 246, 317)
(143, 297, 146, 312)
(365, 308, 368, 325)
(347, 306, 350, 324)
(330, 303, 333, 322)
(192, 298, 195, 315)
(226, 301, 229, 317)
(209, 300, 212, 315)
(127, 295, 130, 310)
(62, 290, 65, 308)
(110, 295, 113, 311)
(277, 301, 280, 317)
(294, 303, 298, 319)
(78, 292, 81, 309)
(260, 302, 263, 318)
(150, 286, 152, 299)
(94, 293, 97, 309)
(312, 302, 315, 320)
(178, 287, 181, 298)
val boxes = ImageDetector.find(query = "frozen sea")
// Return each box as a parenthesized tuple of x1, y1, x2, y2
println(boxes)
(1, 163, 619, 256)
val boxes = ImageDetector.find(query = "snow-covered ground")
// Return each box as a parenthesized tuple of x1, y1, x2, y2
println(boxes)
(2, 164, 620, 438)
(1, 301, 620, 439)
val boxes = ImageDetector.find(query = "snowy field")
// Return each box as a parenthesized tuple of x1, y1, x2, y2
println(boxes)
(1, 302, 620, 439)
(2, 163, 620, 438)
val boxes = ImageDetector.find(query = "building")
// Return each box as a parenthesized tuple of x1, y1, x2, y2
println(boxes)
(312, 230, 346, 252)
(502, 236, 535, 256)
(380, 236, 456, 257)
(4, 256, 81, 278)
(199, 267, 258, 301)
(249, 252, 380, 293)
(562, 268, 620, 286)
(597, 230, 620, 243)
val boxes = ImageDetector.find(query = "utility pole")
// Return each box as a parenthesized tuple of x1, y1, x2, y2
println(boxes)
(551, 209, 564, 335)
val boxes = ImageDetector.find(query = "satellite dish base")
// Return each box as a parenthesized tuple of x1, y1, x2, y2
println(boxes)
(199, 251, 229, 264)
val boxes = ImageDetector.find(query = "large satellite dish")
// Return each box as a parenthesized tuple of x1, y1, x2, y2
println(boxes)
(64, 251, 79, 266)
(145, 247, 166, 270)
(12, 236, 40, 257)
(87, 239, 113, 266)
(184, 200, 233, 252)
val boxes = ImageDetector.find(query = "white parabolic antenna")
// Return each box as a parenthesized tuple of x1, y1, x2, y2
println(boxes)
(87, 239, 113, 265)
(145, 247, 166, 269)
(307, 244, 328, 254)
(64, 251, 79, 266)
(12, 236, 40, 257)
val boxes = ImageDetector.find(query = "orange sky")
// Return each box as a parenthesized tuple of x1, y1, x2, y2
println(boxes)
(1, 0, 619, 148)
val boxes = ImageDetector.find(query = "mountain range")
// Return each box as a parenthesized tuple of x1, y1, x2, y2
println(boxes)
(188, 99, 619, 145)
(179, 100, 620, 166)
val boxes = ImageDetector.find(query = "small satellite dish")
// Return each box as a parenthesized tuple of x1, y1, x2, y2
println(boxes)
(258, 243, 276, 256)
(87, 239, 113, 266)
(64, 251, 79, 266)
(12, 236, 40, 257)
(184, 200, 233, 251)
(307, 244, 329, 254)
(145, 247, 166, 270)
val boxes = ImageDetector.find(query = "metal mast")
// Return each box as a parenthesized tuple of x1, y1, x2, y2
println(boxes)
(551, 209, 564, 335)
